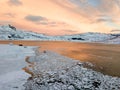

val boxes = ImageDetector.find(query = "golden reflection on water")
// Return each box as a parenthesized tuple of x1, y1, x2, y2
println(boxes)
(0, 40, 120, 77)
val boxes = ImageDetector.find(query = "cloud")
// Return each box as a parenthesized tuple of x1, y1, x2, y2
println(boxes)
(56, 0, 120, 23)
(0, 20, 13, 24)
(36, 22, 48, 25)
(4, 13, 15, 18)
(96, 16, 113, 23)
(8, 0, 22, 6)
(36, 21, 67, 27)
(25, 15, 47, 22)
(25, 15, 68, 27)
(63, 29, 78, 33)
(111, 29, 120, 32)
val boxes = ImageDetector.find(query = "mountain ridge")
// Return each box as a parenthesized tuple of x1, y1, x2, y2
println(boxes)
(0, 24, 120, 44)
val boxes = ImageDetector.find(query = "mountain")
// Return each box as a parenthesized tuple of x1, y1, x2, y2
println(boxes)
(0, 24, 120, 44)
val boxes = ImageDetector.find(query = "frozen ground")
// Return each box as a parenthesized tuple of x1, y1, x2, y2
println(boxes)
(24, 51, 120, 90)
(0, 44, 36, 90)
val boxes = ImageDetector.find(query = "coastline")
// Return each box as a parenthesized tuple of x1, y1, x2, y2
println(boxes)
(0, 42, 120, 90)
(24, 50, 120, 90)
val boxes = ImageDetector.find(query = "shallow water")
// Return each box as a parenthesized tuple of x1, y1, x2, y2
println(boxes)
(0, 40, 120, 77)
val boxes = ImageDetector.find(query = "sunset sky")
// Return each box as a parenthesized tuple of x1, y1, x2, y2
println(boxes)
(0, 0, 120, 35)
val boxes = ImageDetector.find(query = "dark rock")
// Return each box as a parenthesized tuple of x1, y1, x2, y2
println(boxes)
(71, 38, 84, 40)
(92, 81, 101, 88)
(8, 36, 11, 38)
(8, 24, 16, 30)
(43, 50, 46, 53)
(18, 44, 23, 46)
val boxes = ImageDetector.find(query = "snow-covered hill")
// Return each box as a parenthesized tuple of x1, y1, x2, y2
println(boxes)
(54, 32, 115, 42)
(0, 24, 120, 43)
(0, 25, 52, 40)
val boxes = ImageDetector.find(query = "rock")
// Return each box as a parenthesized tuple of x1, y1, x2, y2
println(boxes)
(19, 44, 23, 46)
(8, 24, 16, 30)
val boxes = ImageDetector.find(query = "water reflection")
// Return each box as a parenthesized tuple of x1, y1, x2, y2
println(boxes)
(0, 40, 120, 77)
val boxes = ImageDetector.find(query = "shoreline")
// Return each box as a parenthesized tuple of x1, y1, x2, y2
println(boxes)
(24, 50, 120, 90)
(0, 42, 120, 89)
(0, 41, 120, 77)
(0, 40, 120, 45)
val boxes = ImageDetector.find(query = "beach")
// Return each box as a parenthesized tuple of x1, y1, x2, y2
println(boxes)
(0, 41, 120, 90)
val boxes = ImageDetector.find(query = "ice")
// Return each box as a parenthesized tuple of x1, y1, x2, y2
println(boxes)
(0, 44, 36, 90)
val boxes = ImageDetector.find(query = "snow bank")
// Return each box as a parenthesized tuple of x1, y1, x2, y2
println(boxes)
(0, 44, 36, 90)
(24, 51, 120, 90)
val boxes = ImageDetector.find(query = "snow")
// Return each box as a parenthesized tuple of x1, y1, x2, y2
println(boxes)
(0, 24, 120, 44)
(0, 24, 120, 89)
(0, 44, 36, 90)
(24, 51, 120, 90)
(101, 36, 120, 44)
(0, 24, 52, 40)
(0, 71, 29, 90)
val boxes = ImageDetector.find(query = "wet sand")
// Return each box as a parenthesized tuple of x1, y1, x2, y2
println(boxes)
(0, 40, 120, 77)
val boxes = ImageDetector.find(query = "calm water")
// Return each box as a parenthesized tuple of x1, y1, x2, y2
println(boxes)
(0, 40, 120, 77)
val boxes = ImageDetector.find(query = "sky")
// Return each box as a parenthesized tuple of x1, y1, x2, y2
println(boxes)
(0, 0, 120, 35)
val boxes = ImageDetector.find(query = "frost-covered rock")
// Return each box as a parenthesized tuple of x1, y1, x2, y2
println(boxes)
(24, 51, 120, 90)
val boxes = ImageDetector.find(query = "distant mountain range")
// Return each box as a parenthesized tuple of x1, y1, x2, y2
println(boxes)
(0, 24, 120, 44)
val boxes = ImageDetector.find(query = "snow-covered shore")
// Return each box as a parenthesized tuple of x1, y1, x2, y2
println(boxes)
(24, 51, 120, 90)
(0, 44, 36, 90)
(0, 44, 120, 90)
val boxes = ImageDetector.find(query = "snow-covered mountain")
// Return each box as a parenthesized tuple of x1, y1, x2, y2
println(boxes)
(0, 24, 120, 43)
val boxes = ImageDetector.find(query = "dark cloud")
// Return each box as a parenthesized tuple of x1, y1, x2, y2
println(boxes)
(25, 15, 47, 22)
(25, 15, 68, 28)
